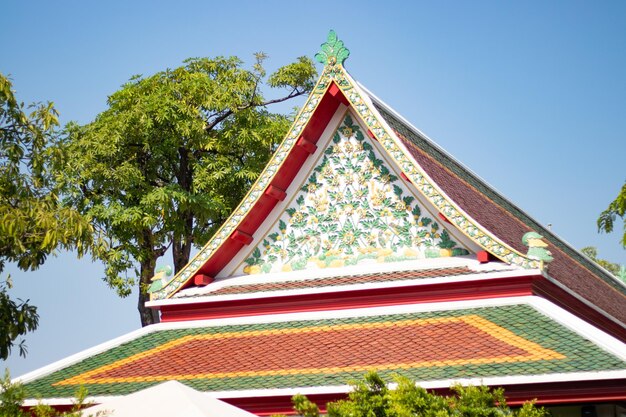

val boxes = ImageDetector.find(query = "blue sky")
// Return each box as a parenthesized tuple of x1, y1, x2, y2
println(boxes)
(3, 1, 625, 377)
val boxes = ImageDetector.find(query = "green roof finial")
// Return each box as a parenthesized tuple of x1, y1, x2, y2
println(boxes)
(522, 231, 554, 265)
(315, 30, 350, 67)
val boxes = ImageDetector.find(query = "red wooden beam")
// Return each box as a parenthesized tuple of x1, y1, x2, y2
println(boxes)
(160, 275, 538, 322)
(231, 230, 253, 245)
(194, 274, 214, 286)
(367, 129, 377, 141)
(328, 82, 340, 97)
(265, 185, 287, 201)
(328, 82, 349, 105)
(437, 212, 451, 224)
(222, 393, 343, 416)
(400, 172, 412, 183)
(296, 136, 318, 154)
(477, 251, 492, 263)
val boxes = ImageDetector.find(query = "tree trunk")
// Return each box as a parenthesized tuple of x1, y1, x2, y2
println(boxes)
(173, 235, 192, 273)
(138, 287, 160, 327)
(172, 207, 194, 273)
(137, 247, 160, 327)
(172, 146, 194, 274)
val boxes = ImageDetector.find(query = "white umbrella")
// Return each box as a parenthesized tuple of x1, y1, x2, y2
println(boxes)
(82, 380, 258, 417)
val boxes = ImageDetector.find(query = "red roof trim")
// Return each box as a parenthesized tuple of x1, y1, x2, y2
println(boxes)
(159, 275, 538, 322)
(157, 273, 626, 343)
(184, 85, 347, 287)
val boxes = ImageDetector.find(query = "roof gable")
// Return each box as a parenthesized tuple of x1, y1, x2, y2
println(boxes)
(151, 33, 542, 300)
(221, 112, 478, 277)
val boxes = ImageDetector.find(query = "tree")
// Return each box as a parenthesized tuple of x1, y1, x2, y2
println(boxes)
(0, 370, 95, 417)
(598, 182, 626, 248)
(0, 369, 27, 417)
(56, 55, 317, 325)
(0, 73, 92, 359)
(581, 247, 620, 276)
(581, 247, 626, 283)
(0, 279, 38, 360)
(288, 372, 548, 417)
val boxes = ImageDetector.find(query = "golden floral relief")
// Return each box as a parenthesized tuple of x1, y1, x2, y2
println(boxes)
(243, 115, 469, 274)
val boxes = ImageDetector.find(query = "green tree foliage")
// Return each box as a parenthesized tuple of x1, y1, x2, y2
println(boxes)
(0, 279, 38, 360)
(288, 372, 548, 417)
(0, 370, 27, 417)
(0, 371, 95, 417)
(29, 386, 94, 417)
(0, 73, 92, 359)
(581, 247, 625, 283)
(581, 247, 620, 276)
(598, 182, 626, 248)
(56, 55, 317, 325)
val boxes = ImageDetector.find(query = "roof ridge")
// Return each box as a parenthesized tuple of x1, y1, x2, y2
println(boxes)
(361, 83, 624, 292)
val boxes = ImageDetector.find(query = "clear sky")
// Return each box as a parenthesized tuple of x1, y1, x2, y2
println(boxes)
(2, 0, 625, 377)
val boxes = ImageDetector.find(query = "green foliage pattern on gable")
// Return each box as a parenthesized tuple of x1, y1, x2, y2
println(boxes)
(242, 115, 469, 274)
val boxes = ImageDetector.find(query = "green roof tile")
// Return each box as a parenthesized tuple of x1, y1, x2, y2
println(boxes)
(21, 304, 626, 399)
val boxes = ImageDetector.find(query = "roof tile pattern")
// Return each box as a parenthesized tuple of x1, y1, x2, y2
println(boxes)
(374, 103, 626, 324)
(23, 304, 626, 398)
(193, 266, 493, 297)
(55, 315, 560, 385)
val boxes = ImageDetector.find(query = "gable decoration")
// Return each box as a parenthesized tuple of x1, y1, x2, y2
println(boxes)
(151, 31, 542, 301)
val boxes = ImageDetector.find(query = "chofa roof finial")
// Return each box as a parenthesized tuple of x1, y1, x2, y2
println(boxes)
(315, 30, 350, 67)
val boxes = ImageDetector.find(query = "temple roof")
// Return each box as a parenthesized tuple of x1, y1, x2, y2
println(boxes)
(367, 90, 626, 323)
(143, 32, 625, 331)
(16, 31, 626, 410)
(18, 298, 626, 401)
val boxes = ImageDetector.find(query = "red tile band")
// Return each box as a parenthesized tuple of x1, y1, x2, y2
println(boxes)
(56, 315, 564, 385)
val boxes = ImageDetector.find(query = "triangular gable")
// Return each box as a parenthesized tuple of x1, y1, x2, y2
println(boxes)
(221, 111, 479, 277)
(151, 31, 541, 301)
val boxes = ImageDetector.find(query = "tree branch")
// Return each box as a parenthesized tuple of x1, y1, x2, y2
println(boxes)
(204, 87, 305, 132)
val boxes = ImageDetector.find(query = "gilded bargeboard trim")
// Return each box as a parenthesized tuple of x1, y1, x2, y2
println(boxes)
(154, 63, 539, 300)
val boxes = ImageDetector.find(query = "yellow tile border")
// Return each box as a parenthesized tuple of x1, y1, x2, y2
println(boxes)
(55, 315, 565, 386)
